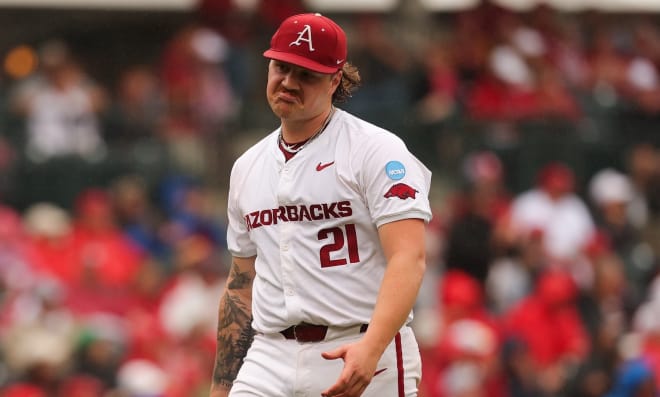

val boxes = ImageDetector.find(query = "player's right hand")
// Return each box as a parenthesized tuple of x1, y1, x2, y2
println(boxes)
(320, 340, 380, 397)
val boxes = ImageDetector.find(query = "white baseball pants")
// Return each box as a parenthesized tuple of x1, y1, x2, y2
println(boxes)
(229, 325, 422, 397)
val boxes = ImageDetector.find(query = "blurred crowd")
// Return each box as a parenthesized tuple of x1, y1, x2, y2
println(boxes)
(416, 145, 660, 397)
(2, 1, 660, 396)
(0, 178, 227, 397)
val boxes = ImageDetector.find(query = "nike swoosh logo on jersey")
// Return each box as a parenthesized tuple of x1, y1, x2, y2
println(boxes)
(316, 161, 335, 171)
(374, 368, 387, 377)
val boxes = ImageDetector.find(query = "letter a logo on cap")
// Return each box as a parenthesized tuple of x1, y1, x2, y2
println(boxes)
(290, 25, 315, 52)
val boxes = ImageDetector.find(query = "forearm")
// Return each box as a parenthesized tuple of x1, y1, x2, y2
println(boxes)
(363, 218, 427, 357)
(210, 258, 255, 395)
(365, 251, 425, 355)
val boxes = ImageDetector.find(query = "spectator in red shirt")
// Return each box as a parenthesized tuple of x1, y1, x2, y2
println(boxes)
(502, 269, 590, 396)
(69, 188, 143, 289)
(23, 202, 77, 285)
(424, 270, 506, 397)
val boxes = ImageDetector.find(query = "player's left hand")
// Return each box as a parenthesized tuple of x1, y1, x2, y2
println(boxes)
(320, 340, 380, 397)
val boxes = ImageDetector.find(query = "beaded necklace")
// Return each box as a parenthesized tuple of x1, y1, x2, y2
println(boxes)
(278, 106, 335, 154)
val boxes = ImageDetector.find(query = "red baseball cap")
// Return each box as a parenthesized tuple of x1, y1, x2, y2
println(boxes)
(263, 13, 347, 74)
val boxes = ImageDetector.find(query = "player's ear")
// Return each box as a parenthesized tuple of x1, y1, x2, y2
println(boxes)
(331, 70, 342, 87)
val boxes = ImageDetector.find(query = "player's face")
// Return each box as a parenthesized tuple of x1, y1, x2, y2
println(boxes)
(267, 60, 340, 122)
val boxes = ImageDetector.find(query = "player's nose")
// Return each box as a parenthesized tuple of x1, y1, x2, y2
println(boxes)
(280, 72, 297, 88)
(280, 69, 304, 88)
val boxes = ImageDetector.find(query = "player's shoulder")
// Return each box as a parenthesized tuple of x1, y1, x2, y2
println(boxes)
(335, 109, 407, 150)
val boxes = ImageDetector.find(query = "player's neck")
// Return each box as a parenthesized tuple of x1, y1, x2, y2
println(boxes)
(281, 106, 334, 144)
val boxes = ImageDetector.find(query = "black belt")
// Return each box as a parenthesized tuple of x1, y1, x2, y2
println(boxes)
(280, 323, 368, 342)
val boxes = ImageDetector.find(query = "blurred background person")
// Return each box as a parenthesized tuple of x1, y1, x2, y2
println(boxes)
(502, 162, 596, 287)
(501, 269, 591, 397)
(589, 168, 656, 305)
(160, 25, 240, 182)
(10, 40, 107, 163)
(443, 150, 512, 286)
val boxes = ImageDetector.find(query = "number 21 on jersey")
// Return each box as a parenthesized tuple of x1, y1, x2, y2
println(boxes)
(318, 224, 360, 267)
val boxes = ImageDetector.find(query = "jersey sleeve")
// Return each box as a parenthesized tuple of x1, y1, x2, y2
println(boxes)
(357, 132, 433, 227)
(226, 159, 258, 258)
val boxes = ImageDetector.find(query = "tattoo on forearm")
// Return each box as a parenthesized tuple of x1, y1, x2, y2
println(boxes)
(227, 265, 252, 290)
(212, 262, 256, 389)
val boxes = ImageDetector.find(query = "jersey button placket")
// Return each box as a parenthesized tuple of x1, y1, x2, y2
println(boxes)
(280, 224, 295, 299)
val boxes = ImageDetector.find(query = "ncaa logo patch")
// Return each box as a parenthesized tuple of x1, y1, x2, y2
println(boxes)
(385, 161, 406, 180)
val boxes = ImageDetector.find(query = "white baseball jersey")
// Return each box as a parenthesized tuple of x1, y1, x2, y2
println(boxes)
(226, 108, 432, 334)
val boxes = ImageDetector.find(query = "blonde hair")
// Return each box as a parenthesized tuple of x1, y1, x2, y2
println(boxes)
(333, 62, 361, 103)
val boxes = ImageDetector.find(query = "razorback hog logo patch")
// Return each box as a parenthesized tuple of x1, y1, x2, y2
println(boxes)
(384, 183, 418, 200)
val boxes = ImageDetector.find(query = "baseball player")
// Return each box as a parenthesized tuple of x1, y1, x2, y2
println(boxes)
(210, 13, 432, 397)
